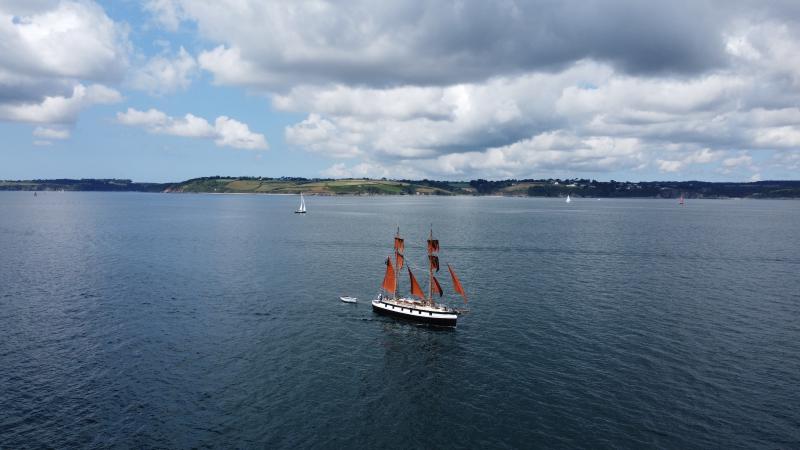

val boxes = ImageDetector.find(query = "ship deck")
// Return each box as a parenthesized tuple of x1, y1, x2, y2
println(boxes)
(377, 297, 454, 313)
(372, 297, 458, 326)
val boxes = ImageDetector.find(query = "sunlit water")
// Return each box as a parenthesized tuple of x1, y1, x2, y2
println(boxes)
(1, 192, 799, 448)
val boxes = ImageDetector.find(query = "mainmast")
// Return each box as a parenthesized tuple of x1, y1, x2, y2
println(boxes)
(427, 226, 441, 306)
(394, 227, 404, 300)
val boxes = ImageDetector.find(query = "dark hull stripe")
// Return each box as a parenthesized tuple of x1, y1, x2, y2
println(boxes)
(372, 304, 457, 326)
(377, 300, 457, 316)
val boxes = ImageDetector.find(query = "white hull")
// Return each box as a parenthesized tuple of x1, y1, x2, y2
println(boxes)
(340, 296, 357, 303)
(371, 296, 458, 326)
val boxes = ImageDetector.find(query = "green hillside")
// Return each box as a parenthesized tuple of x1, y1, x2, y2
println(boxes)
(3, 177, 799, 198)
(167, 177, 461, 195)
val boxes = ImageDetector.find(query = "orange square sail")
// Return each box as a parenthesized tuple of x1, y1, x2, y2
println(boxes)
(428, 255, 439, 272)
(431, 275, 443, 297)
(382, 257, 397, 294)
(407, 267, 426, 299)
(394, 237, 404, 252)
(448, 264, 467, 303)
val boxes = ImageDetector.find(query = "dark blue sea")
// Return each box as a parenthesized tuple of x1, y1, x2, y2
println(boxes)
(1, 192, 799, 448)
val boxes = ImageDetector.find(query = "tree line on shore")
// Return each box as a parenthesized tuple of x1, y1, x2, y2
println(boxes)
(2, 176, 799, 198)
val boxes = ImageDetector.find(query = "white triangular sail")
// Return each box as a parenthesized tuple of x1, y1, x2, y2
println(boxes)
(295, 193, 307, 213)
(566, 194, 571, 203)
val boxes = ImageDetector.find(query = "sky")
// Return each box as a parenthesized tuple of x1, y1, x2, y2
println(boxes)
(1, 1, 800, 182)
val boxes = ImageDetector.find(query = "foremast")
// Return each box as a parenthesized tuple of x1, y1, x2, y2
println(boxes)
(380, 228, 405, 300)
(427, 227, 443, 307)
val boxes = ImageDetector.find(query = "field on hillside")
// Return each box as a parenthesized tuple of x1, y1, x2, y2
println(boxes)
(169, 178, 459, 195)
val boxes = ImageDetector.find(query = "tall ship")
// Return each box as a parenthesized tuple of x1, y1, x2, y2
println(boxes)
(372, 228, 468, 326)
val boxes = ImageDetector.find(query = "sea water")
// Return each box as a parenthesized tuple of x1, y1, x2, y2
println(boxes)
(1, 192, 798, 448)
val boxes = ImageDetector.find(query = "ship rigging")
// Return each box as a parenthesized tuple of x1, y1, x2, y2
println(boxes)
(371, 227, 467, 326)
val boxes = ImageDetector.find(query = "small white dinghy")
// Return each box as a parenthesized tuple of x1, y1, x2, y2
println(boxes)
(340, 296, 358, 303)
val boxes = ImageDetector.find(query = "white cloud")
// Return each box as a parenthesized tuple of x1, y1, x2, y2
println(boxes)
(722, 153, 753, 168)
(116, 108, 215, 137)
(33, 125, 70, 139)
(771, 152, 800, 172)
(0, 1, 129, 82)
(213, 116, 268, 150)
(321, 131, 646, 179)
(274, 85, 454, 120)
(197, 45, 268, 88)
(156, 0, 729, 90)
(321, 160, 422, 180)
(277, 29, 800, 179)
(279, 63, 755, 177)
(144, 1, 800, 179)
(0, 84, 121, 123)
(656, 160, 683, 173)
(282, 63, 608, 161)
(116, 108, 268, 150)
(143, 0, 186, 31)
(0, 1, 129, 126)
(320, 163, 350, 178)
(285, 114, 362, 158)
(656, 148, 722, 173)
(725, 21, 800, 89)
(167, 114, 215, 138)
(715, 152, 759, 178)
(429, 132, 646, 178)
(131, 46, 197, 95)
(753, 127, 800, 148)
(115, 107, 169, 127)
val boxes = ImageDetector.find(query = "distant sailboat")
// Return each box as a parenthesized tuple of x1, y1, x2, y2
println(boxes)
(679, 193, 684, 206)
(565, 194, 571, 203)
(295, 193, 307, 214)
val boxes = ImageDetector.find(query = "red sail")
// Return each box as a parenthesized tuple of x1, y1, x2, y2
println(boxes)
(427, 239, 439, 253)
(394, 237, 404, 252)
(382, 257, 396, 294)
(448, 264, 467, 303)
(396, 251, 404, 270)
(431, 275, 443, 297)
(407, 267, 426, 299)
(428, 255, 439, 272)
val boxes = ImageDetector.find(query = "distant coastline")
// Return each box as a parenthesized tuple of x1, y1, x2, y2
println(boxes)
(2, 177, 800, 198)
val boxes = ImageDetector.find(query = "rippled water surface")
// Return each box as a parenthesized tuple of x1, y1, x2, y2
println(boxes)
(1, 192, 799, 448)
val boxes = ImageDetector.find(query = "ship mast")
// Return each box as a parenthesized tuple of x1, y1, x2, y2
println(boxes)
(427, 226, 440, 306)
(394, 226, 404, 300)
(428, 227, 432, 305)
(395, 227, 400, 299)
(426, 227, 444, 307)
